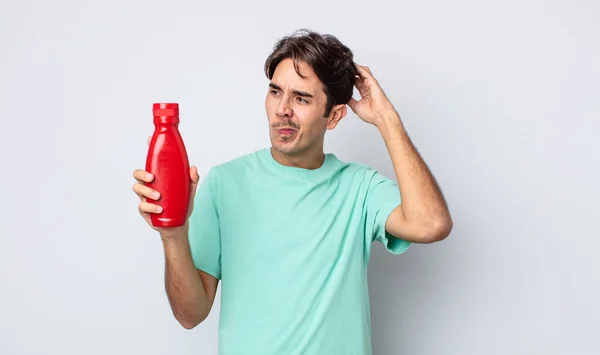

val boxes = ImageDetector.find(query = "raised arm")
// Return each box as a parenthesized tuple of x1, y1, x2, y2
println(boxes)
(348, 64, 453, 243)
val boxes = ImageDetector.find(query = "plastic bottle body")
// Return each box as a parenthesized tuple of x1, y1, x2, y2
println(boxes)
(145, 104, 190, 227)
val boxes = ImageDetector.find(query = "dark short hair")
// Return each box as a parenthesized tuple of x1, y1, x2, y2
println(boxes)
(264, 29, 357, 117)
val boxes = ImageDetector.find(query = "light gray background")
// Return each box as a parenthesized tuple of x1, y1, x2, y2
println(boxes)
(1, 0, 598, 354)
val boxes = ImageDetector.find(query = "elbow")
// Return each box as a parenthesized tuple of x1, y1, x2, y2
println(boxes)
(421, 216, 453, 243)
(180, 319, 200, 330)
(180, 322, 196, 330)
(176, 311, 209, 330)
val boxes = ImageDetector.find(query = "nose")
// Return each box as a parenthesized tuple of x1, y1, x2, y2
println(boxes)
(275, 99, 293, 118)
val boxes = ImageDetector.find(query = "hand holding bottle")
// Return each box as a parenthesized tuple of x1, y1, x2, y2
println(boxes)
(132, 166, 199, 237)
(132, 135, 200, 238)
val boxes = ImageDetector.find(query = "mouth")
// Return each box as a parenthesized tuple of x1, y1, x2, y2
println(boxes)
(277, 128, 297, 137)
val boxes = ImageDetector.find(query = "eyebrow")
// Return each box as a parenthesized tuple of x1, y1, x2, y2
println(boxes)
(269, 83, 314, 98)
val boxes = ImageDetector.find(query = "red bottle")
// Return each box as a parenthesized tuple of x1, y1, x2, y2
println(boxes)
(145, 103, 191, 227)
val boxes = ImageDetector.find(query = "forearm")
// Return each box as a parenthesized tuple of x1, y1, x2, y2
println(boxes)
(376, 111, 452, 233)
(162, 230, 210, 328)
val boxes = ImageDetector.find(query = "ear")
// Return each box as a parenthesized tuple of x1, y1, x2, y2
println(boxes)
(326, 104, 347, 130)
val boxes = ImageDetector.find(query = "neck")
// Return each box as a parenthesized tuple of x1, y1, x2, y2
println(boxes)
(270, 147, 325, 170)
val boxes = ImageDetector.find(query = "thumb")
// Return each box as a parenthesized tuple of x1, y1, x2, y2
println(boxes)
(190, 166, 200, 186)
(190, 166, 200, 196)
(347, 97, 358, 113)
(189, 166, 200, 201)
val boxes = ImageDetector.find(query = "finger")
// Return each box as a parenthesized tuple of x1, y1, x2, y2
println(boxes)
(132, 183, 161, 200)
(133, 169, 154, 183)
(139, 201, 163, 214)
(347, 97, 358, 113)
(361, 64, 373, 75)
(354, 75, 365, 91)
(189, 166, 201, 199)
(355, 64, 374, 80)
(354, 76, 368, 97)
(190, 166, 200, 185)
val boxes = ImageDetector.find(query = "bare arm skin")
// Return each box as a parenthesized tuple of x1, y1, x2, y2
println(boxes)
(348, 64, 453, 243)
(376, 114, 453, 243)
(162, 230, 219, 329)
(133, 164, 219, 329)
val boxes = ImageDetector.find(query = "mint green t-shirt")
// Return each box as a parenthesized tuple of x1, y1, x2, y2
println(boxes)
(188, 148, 410, 355)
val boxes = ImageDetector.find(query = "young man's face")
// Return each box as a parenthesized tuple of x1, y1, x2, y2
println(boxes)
(265, 58, 346, 158)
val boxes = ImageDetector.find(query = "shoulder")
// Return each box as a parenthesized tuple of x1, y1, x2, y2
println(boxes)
(329, 155, 398, 197)
(216, 149, 264, 170)
(329, 154, 382, 181)
(205, 149, 266, 181)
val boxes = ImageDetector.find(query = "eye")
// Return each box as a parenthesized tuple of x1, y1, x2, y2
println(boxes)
(271, 90, 281, 96)
(296, 97, 309, 104)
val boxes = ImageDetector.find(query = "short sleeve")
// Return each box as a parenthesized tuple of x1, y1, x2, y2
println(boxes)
(187, 167, 222, 279)
(365, 169, 411, 255)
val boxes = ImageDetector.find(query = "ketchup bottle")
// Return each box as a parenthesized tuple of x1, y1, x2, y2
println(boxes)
(145, 103, 191, 227)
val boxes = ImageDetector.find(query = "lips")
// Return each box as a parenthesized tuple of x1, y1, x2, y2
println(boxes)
(278, 128, 296, 135)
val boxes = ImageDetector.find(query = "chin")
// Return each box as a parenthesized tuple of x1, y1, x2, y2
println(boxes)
(271, 140, 301, 156)
(272, 142, 294, 155)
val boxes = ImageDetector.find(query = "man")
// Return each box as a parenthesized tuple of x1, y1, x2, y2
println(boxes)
(132, 29, 452, 354)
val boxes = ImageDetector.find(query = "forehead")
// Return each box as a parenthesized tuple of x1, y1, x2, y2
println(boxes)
(271, 58, 324, 94)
